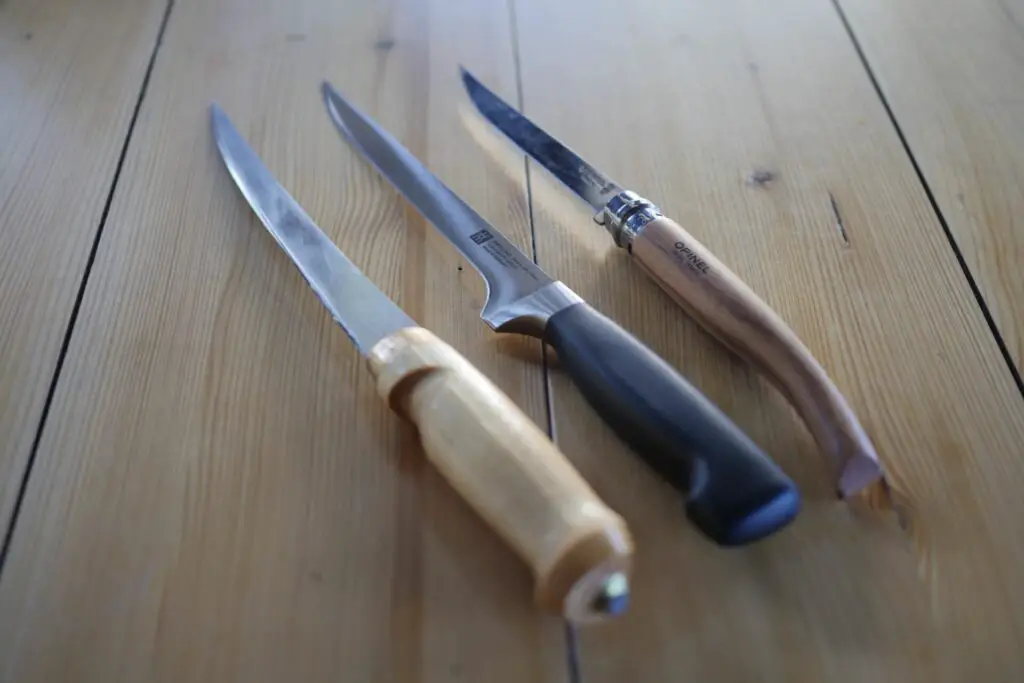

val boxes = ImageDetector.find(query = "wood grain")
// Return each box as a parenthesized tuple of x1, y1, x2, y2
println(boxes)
(0, 0, 166, 533)
(512, 0, 1024, 679)
(0, 0, 570, 681)
(837, 0, 1024, 370)
(368, 325, 632, 623)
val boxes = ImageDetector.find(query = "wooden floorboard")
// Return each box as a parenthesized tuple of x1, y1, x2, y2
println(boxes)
(0, 0, 167, 540)
(512, 0, 1024, 680)
(3, 0, 1024, 680)
(0, 0, 569, 680)
(837, 0, 1024, 374)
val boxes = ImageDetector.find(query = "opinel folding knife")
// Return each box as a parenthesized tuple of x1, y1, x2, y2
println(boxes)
(458, 67, 883, 499)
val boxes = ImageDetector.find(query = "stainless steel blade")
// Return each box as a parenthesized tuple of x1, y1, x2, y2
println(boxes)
(321, 81, 578, 335)
(210, 104, 415, 354)
(460, 67, 623, 213)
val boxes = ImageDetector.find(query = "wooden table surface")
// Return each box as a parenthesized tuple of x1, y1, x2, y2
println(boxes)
(2, 0, 1023, 680)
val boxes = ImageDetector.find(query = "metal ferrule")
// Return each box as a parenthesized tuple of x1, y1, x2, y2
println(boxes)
(594, 190, 663, 249)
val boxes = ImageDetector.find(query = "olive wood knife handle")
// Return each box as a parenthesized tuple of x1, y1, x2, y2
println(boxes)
(367, 326, 633, 622)
(629, 215, 883, 496)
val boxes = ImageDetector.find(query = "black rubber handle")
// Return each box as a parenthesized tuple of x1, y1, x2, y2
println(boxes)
(543, 301, 800, 546)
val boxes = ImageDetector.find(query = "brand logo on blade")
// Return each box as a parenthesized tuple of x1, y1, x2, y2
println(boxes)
(674, 241, 710, 275)
(469, 229, 494, 245)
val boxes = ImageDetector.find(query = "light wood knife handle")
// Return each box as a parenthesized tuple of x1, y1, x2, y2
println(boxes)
(629, 215, 883, 496)
(367, 326, 633, 622)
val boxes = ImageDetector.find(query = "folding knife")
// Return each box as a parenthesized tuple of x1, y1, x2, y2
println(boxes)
(459, 68, 883, 498)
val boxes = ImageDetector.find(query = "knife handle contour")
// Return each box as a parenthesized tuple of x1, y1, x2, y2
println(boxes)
(542, 301, 801, 546)
(618, 210, 883, 497)
(367, 326, 633, 622)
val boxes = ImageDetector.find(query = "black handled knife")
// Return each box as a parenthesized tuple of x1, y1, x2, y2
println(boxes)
(320, 81, 801, 546)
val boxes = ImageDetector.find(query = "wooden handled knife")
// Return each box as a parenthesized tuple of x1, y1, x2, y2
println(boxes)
(458, 68, 884, 499)
(321, 82, 802, 546)
(209, 104, 633, 623)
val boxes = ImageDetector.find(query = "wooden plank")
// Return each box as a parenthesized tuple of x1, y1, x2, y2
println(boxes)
(0, 0, 568, 680)
(0, 0, 167, 532)
(836, 0, 1024, 369)
(512, 0, 1024, 680)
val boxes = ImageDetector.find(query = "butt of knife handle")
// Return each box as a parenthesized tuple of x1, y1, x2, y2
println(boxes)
(542, 300, 800, 545)
(367, 326, 634, 623)
(686, 465, 801, 546)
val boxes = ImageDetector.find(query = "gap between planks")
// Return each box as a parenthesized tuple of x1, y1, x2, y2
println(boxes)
(506, 0, 583, 680)
(11, 1, 1014, 679)
(0, 0, 179, 577)
(830, 0, 1024, 399)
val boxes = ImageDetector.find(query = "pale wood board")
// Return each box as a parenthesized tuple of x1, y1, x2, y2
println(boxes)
(0, 0, 569, 680)
(512, 0, 1024, 679)
(838, 0, 1024, 370)
(0, 0, 167, 533)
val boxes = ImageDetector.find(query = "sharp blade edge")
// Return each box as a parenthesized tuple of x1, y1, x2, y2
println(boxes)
(460, 67, 622, 212)
(210, 104, 415, 354)
(321, 81, 553, 329)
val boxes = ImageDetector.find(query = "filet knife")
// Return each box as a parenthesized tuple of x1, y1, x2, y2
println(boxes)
(458, 68, 883, 499)
(321, 82, 801, 547)
(210, 104, 634, 623)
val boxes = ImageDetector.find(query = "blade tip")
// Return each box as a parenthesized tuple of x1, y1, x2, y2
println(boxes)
(319, 79, 335, 101)
(458, 65, 480, 91)
(319, 82, 362, 145)
(209, 102, 225, 123)
(320, 81, 345, 116)
(208, 103, 232, 144)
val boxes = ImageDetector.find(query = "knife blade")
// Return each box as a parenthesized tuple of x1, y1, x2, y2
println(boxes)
(210, 104, 634, 622)
(321, 82, 801, 546)
(459, 67, 883, 499)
